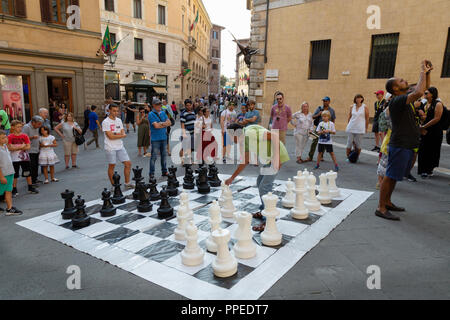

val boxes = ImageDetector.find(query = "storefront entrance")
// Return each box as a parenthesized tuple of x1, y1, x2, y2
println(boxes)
(0, 74, 32, 123)
(47, 77, 73, 113)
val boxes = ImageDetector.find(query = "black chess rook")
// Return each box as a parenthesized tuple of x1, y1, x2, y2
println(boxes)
(100, 188, 117, 217)
(61, 189, 77, 220)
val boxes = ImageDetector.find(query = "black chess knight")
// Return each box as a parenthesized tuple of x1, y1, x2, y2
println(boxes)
(132, 166, 144, 200)
(157, 186, 174, 219)
(148, 175, 161, 201)
(72, 196, 91, 228)
(61, 189, 77, 220)
(100, 188, 117, 217)
(168, 166, 179, 188)
(137, 181, 153, 213)
(196, 166, 210, 194)
(167, 166, 179, 197)
(207, 164, 221, 187)
(183, 164, 195, 190)
(111, 172, 126, 204)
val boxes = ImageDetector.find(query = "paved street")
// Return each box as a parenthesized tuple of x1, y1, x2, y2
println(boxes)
(1, 122, 449, 300)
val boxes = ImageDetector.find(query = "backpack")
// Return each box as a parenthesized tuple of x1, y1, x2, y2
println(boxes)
(313, 107, 323, 126)
(348, 149, 359, 163)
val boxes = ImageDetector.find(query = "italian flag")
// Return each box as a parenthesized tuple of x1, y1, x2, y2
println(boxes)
(190, 11, 199, 31)
(102, 25, 120, 55)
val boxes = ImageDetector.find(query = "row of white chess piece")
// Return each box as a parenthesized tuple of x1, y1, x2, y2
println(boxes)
(282, 170, 340, 219)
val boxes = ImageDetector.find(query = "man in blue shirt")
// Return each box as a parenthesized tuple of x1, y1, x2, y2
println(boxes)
(243, 100, 261, 127)
(149, 98, 171, 177)
(86, 105, 101, 149)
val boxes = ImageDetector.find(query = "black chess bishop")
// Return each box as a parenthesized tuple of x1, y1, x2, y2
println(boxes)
(111, 172, 126, 204)
(61, 189, 77, 220)
(100, 188, 117, 217)
(157, 186, 174, 219)
(72, 196, 91, 228)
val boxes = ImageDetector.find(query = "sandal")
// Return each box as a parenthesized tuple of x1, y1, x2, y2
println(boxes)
(252, 223, 266, 232)
(296, 159, 304, 164)
(252, 212, 263, 219)
(52, 178, 59, 182)
(44, 180, 49, 184)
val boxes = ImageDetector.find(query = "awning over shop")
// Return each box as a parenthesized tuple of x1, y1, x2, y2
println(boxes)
(153, 87, 167, 94)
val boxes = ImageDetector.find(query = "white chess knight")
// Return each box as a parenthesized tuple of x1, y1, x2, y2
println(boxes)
(206, 201, 222, 253)
(181, 221, 205, 266)
(220, 185, 236, 219)
(291, 173, 309, 220)
(281, 178, 295, 208)
(212, 228, 238, 278)
(174, 206, 189, 241)
(304, 174, 321, 211)
(261, 192, 282, 246)
(327, 171, 340, 197)
(317, 174, 332, 205)
(179, 192, 193, 221)
(233, 211, 257, 259)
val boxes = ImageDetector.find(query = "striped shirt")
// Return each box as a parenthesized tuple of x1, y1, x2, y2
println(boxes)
(180, 110, 196, 134)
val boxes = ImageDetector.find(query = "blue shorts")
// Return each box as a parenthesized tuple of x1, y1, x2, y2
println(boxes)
(386, 146, 414, 181)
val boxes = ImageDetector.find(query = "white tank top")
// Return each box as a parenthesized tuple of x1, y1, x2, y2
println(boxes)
(346, 104, 366, 134)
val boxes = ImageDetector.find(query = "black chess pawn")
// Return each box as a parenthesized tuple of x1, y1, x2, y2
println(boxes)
(166, 174, 179, 197)
(72, 196, 91, 229)
(183, 165, 195, 190)
(111, 172, 126, 204)
(157, 186, 174, 219)
(168, 166, 180, 188)
(61, 189, 77, 220)
(208, 164, 222, 187)
(137, 182, 153, 213)
(196, 166, 211, 194)
(132, 166, 144, 199)
(148, 175, 161, 201)
(100, 188, 117, 217)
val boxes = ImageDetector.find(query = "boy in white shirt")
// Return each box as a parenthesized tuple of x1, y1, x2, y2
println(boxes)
(314, 111, 339, 172)
(102, 105, 134, 188)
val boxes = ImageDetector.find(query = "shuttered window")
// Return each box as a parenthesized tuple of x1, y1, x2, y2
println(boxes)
(0, 0, 13, 15)
(442, 28, 450, 78)
(104, 0, 114, 12)
(40, 0, 78, 24)
(368, 33, 400, 79)
(159, 42, 166, 63)
(1, 0, 26, 17)
(309, 40, 332, 80)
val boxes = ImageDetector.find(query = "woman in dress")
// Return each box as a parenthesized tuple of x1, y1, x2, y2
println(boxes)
(54, 113, 82, 169)
(345, 94, 369, 161)
(418, 87, 444, 178)
(137, 106, 150, 157)
(39, 126, 59, 184)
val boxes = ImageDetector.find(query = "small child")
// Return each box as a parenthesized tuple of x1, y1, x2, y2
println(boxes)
(0, 130, 22, 215)
(8, 120, 39, 196)
(39, 126, 59, 184)
(314, 111, 339, 172)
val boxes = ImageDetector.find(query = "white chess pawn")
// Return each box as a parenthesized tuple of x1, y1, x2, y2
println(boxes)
(291, 173, 309, 220)
(261, 192, 282, 246)
(181, 221, 205, 266)
(220, 185, 236, 219)
(233, 211, 257, 259)
(174, 206, 189, 241)
(206, 201, 222, 253)
(317, 174, 332, 205)
(218, 182, 226, 207)
(179, 192, 193, 221)
(212, 228, 237, 278)
(305, 174, 321, 211)
(281, 178, 295, 208)
(327, 171, 341, 197)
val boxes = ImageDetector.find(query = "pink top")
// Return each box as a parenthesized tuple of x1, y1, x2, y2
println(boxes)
(271, 104, 292, 131)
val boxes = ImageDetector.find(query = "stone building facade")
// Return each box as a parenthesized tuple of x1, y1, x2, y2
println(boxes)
(236, 38, 250, 97)
(209, 24, 224, 95)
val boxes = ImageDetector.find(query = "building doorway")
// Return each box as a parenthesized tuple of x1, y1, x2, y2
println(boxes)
(47, 77, 73, 113)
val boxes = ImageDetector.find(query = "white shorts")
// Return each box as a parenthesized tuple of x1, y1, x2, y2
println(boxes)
(105, 148, 130, 164)
(346, 133, 364, 149)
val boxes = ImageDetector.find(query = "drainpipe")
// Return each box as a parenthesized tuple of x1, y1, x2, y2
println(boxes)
(264, 0, 270, 63)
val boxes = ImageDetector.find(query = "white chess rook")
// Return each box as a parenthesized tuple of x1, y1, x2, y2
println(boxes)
(327, 171, 341, 197)
(233, 211, 257, 259)
(317, 174, 332, 205)
(206, 201, 222, 253)
(180, 192, 194, 221)
(261, 192, 282, 246)
(291, 174, 309, 220)
(281, 178, 295, 209)
(212, 228, 238, 278)
(181, 221, 205, 266)
(305, 174, 321, 212)
(174, 206, 189, 241)
(220, 185, 236, 219)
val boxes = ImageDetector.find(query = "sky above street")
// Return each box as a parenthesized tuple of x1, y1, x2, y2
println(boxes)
(203, 0, 251, 79)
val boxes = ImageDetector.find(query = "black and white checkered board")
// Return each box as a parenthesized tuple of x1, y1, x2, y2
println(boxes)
(17, 174, 372, 300)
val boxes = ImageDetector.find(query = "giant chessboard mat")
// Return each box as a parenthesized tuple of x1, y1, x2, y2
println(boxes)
(17, 174, 372, 300)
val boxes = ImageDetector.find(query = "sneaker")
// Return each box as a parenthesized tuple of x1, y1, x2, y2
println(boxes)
(28, 186, 39, 194)
(52, 178, 59, 182)
(44, 180, 49, 184)
(335, 165, 339, 172)
(223, 158, 227, 164)
(124, 182, 135, 190)
(371, 146, 380, 152)
(421, 173, 428, 179)
(314, 164, 320, 170)
(406, 174, 417, 182)
(6, 207, 23, 216)
(12, 188, 18, 198)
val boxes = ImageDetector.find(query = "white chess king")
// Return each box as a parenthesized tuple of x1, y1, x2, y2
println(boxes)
(212, 228, 238, 278)
(233, 211, 257, 259)
(261, 192, 282, 246)
(291, 173, 309, 220)
(181, 221, 205, 266)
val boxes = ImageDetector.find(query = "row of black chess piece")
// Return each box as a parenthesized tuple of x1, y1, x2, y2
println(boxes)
(182, 163, 222, 194)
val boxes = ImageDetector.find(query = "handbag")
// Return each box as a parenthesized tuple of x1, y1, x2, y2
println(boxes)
(73, 127, 85, 146)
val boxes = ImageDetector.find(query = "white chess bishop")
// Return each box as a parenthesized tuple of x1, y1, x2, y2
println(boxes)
(281, 178, 295, 209)
(179, 192, 194, 222)
(302, 169, 310, 197)
(305, 174, 321, 211)
(261, 192, 282, 246)
(206, 201, 222, 253)
(327, 171, 340, 197)
(212, 228, 238, 278)
(233, 211, 257, 259)
(181, 221, 205, 266)
(220, 185, 236, 219)
(291, 173, 309, 220)
(317, 174, 332, 205)
(174, 206, 189, 241)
